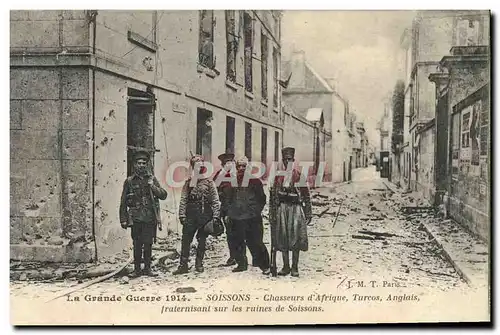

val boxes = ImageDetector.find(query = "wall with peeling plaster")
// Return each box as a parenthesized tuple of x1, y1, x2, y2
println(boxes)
(10, 10, 287, 261)
(10, 66, 94, 262)
(447, 64, 490, 242)
(416, 125, 435, 204)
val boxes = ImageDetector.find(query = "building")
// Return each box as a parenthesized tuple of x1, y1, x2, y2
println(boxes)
(394, 10, 490, 241)
(282, 50, 350, 183)
(355, 121, 368, 168)
(10, 10, 285, 262)
(390, 80, 406, 188)
(376, 98, 392, 177)
(430, 45, 490, 241)
(401, 10, 489, 203)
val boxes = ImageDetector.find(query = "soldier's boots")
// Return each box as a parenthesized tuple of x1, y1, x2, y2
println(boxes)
(232, 263, 248, 273)
(143, 268, 158, 277)
(278, 267, 291, 276)
(291, 252, 299, 277)
(224, 257, 237, 267)
(129, 269, 142, 278)
(195, 258, 204, 273)
(173, 264, 189, 275)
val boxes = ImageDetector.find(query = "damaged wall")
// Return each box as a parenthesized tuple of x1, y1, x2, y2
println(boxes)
(447, 61, 490, 242)
(416, 124, 435, 204)
(10, 11, 95, 262)
(10, 67, 94, 262)
(10, 10, 285, 261)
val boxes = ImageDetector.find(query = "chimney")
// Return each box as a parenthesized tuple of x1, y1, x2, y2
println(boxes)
(288, 49, 306, 89)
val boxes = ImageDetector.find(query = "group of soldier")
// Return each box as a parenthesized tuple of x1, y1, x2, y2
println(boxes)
(119, 146, 312, 279)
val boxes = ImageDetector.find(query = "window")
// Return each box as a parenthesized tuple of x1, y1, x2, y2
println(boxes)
(274, 131, 280, 161)
(461, 110, 470, 148)
(272, 47, 279, 108)
(451, 112, 460, 179)
(479, 99, 489, 157)
(226, 116, 235, 154)
(261, 127, 268, 165)
(456, 17, 481, 46)
(196, 108, 213, 161)
(261, 32, 268, 101)
(245, 122, 252, 160)
(199, 10, 215, 68)
(244, 12, 253, 92)
(225, 10, 237, 82)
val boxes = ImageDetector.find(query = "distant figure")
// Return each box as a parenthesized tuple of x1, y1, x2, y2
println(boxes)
(173, 155, 221, 275)
(119, 149, 168, 278)
(269, 147, 312, 277)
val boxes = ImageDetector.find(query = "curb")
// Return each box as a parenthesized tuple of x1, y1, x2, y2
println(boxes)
(381, 179, 474, 286)
(417, 221, 472, 286)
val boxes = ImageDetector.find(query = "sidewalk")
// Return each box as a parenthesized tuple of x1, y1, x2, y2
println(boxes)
(382, 178, 490, 288)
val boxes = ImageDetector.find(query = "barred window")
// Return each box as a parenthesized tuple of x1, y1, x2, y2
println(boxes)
(225, 10, 237, 82)
(243, 12, 253, 92)
(261, 31, 268, 101)
(199, 10, 214, 68)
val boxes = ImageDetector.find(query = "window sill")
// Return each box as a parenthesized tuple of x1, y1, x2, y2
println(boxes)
(245, 91, 254, 100)
(261, 99, 268, 107)
(225, 80, 238, 91)
(197, 64, 217, 78)
(128, 30, 158, 53)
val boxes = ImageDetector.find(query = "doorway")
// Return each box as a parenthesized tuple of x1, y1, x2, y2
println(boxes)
(196, 108, 213, 161)
(127, 88, 155, 177)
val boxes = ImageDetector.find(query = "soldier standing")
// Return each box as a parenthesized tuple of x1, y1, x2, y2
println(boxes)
(227, 156, 270, 273)
(269, 147, 312, 277)
(173, 155, 221, 275)
(119, 149, 168, 278)
(214, 152, 237, 267)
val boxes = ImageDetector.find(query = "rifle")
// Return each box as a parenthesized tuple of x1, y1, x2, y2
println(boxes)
(270, 230, 277, 277)
(148, 176, 163, 232)
(269, 187, 278, 277)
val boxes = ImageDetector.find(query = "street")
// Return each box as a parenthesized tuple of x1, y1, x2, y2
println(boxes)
(11, 166, 478, 301)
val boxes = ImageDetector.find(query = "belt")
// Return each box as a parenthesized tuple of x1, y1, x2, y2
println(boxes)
(278, 194, 301, 204)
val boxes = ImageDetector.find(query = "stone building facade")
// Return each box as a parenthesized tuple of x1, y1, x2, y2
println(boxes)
(10, 10, 285, 262)
(430, 45, 490, 241)
(393, 10, 490, 241)
(282, 50, 351, 183)
(401, 10, 489, 202)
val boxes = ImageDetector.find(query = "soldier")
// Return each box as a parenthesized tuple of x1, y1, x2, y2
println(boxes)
(173, 155, 221, 275)
(227, 156, 270, 274)
(214, 152, 237, 267)
(119, 149, 168, 278)
(269, 147, 312, 277)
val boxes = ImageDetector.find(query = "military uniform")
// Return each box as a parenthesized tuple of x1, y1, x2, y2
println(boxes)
(119, 150, 168, 277)
(269, 147, 312, 277)
(213, 152, 237, 266)
(173, 155, 221, 275)
(227, 156, 270, 273)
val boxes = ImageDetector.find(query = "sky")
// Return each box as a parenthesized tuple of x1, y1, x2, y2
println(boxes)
(281, 10, 416, 146)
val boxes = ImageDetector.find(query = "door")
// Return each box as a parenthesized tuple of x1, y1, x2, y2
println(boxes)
(127, 88, 156, 176)
(196, 108, 213, 161)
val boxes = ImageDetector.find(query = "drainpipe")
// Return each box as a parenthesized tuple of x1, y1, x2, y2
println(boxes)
(88, 10, 98, 262)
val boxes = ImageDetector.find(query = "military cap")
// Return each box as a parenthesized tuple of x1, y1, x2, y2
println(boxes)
(134, 149, 150, 162)
(281, 147, 295, 157)
(236, 156, 249, 166)
(217, 152, 235, 162)
(190, 154, 204, 166)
